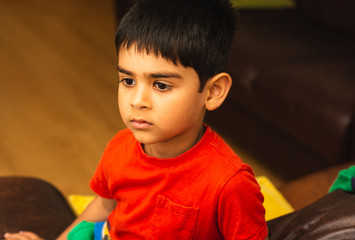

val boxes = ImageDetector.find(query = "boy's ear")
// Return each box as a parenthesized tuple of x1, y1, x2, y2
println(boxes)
(204, 72, 232, 111)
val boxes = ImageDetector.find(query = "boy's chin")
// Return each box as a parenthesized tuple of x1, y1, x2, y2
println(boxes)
(130, 130, 157, 145)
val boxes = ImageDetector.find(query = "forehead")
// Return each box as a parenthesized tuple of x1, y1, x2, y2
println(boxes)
(117, 46, 199, 80)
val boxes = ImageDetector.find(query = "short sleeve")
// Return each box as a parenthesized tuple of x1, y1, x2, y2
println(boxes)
(218, 168, 268, 240)
(90, 129, 136, 200)
(89, 151, 113, 199)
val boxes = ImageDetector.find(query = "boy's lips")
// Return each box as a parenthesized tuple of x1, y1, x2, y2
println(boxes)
(130, 118, 153, 129)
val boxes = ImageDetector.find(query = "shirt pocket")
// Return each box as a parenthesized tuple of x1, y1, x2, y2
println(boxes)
(146, 195, 199, 240)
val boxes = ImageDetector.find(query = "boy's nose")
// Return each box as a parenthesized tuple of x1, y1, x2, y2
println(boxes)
(131, 86, 152, 110)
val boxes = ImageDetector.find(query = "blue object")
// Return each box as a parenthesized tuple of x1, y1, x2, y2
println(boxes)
(94, 221, 105, 240)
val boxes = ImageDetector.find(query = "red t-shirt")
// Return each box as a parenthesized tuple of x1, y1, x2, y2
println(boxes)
(90, 126, 268, 240)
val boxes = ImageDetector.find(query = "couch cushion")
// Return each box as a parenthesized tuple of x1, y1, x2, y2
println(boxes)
(255, 59, 354, 164)
(267, 190, 355, 239)
(227, 10, 355, 164)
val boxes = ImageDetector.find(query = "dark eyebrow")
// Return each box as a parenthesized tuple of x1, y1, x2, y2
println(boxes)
(117, 66, 133, 76)
(117, 66, 182, 80)
(150, 72, 182, 79)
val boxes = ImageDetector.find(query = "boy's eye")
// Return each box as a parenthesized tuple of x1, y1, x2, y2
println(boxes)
(121, 78, 136, 86)
(154, 82, 171, 91)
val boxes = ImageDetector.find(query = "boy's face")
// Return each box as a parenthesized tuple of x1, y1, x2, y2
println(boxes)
(117, 46, 207, 157)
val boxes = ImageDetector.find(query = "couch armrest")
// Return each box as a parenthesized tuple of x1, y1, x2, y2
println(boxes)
(0, 177, 75, 239)
(267, 190, 355, 239)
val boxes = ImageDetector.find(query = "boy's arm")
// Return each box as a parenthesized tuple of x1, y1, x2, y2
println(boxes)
(218, 170, 268, 240)
(56, 196, 116, 240)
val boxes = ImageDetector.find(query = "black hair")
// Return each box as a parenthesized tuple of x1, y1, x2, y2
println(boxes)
(115, 0, 237, 91)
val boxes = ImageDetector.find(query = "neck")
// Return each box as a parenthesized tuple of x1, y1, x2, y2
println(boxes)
(144, 125, 205, 159)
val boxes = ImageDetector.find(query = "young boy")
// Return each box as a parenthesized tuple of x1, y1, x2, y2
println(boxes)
(5, 0, 268, 239)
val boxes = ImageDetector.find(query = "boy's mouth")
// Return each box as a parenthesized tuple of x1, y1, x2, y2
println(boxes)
(130, 118, 152, 129)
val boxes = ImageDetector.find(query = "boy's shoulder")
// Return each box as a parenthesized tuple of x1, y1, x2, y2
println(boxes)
(204, 127, 242, 160)
(196, 126, 252, 173)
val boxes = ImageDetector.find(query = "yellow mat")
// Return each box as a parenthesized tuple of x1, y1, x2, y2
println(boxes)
(256, 176, 294, 220)
(68, 194, 95, 216)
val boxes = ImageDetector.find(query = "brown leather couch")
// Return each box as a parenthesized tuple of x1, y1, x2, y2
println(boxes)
(268, 190, 355, 239)
(206, 0, 355, 179)
(267, 161, 355, 239)
(0, 177, 75, 239)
